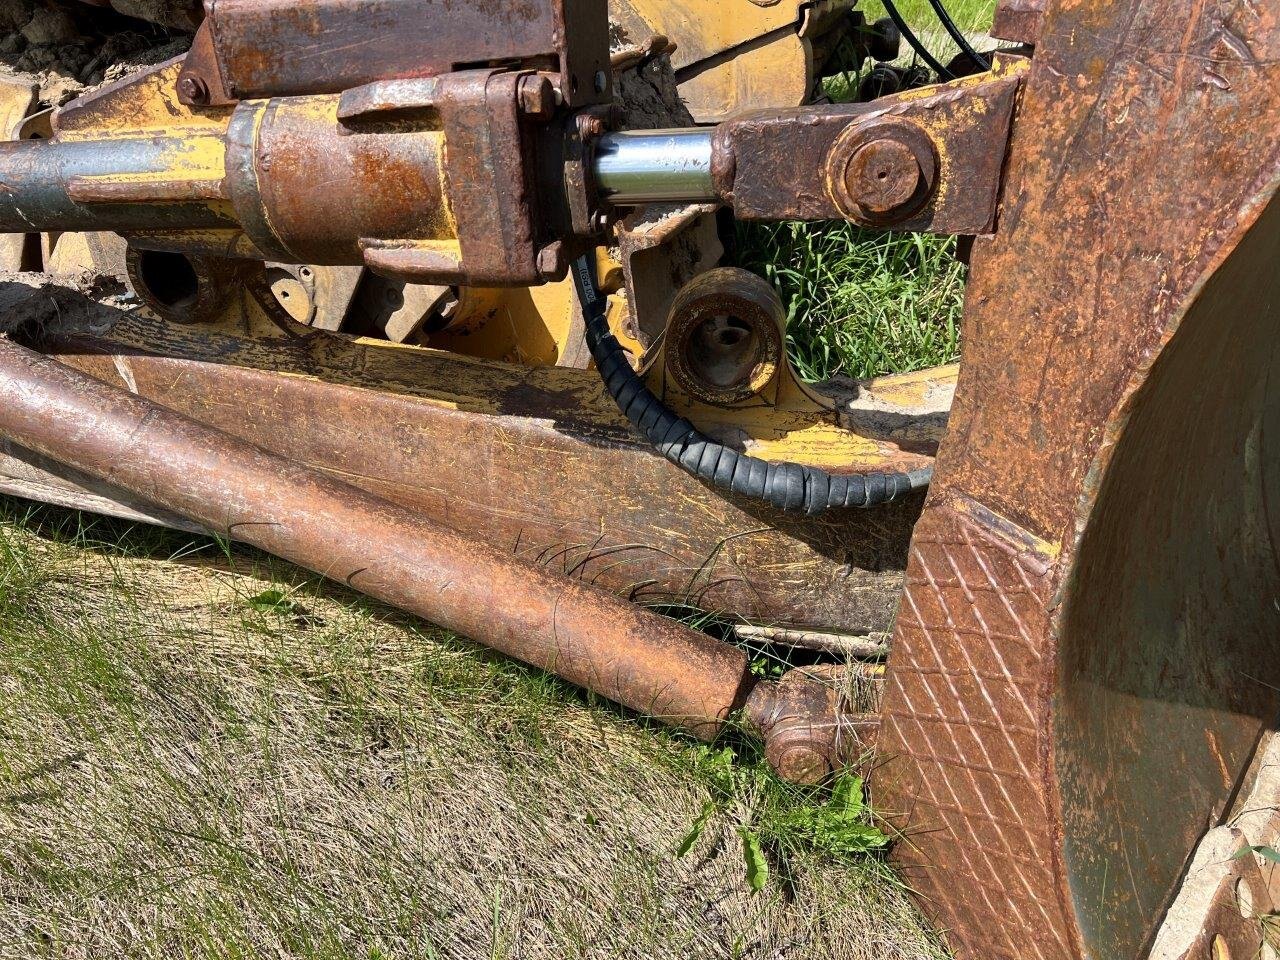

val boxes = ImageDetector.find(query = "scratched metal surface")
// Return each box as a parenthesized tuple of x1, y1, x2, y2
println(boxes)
(875, 0, 1280, 956)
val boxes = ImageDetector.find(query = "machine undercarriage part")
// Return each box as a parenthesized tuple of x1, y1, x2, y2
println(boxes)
(574, 252, 932, 514)
(0, 0, 1278, 957)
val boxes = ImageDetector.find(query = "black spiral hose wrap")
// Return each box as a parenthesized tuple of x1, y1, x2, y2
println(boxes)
(573, 256, 933, 516)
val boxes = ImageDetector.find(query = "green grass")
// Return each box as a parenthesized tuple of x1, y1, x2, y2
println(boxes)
(868, 0, 997, 37)
(821, 0, 998, 102)
(737, 222, 965, 382)
(731, 0, 994, 385)
(0, 502, 948, 960)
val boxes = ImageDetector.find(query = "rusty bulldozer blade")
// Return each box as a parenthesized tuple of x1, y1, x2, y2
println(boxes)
(870, 0, 1280, 958)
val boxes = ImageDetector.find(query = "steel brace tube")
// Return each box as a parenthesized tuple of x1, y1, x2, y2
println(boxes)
(0, 336, 853, 780)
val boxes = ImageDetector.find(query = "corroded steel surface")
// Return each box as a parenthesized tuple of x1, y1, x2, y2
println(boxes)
(189, 0, 610, 108)
(990, 0, 1045, 44)
(711, 62, 1024, 233)
(2, 289, 938, 635)
(0, 333, 876, 782)
(879, 501, 1074, 959)
(0, 335, 754, 738)
(874, 0, 1280, 957)
(661, 267, 786, 407)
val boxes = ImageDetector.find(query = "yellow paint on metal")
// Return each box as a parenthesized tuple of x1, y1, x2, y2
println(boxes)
(862, 363, 959, 406)
(619, 0, 801, 56)
(0, 74, 37, 271)
(57, 61, 232, 139)
(611, 0, 854, 121)
(951, 494, 1062, 561)
(649, 363, 888, 466)
(428, 282, 576, 366)
(120, 290, 938, 473)
(426, 250, 628, 367)
(0, 74, 36, 141)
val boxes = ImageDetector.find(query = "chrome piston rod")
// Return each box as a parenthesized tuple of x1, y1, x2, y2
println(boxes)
(591, 129, 716, 205)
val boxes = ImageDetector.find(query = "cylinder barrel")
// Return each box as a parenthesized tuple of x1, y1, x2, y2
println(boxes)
(0, 337, 753, 737)
(0, 135, 233, 234)
(226, 98, 452, 263)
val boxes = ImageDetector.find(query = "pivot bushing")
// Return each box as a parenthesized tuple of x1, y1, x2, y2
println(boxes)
(664, 267, 787, 407)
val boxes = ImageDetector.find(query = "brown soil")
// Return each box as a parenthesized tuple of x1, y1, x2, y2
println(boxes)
(0, 0, 190, 106)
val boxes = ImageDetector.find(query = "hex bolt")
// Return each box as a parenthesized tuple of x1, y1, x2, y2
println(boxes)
(577, 113, 609, 141)
(518, 75, 556, 120)
(178, 75, 210, 105)
(844, 138, 922, 218)
(536, 242, 567, 280)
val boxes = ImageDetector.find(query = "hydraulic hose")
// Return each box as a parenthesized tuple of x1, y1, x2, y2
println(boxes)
(880, 0, 955, 80)
(573, 255, 933, 515)
(927, 0, 992, 71)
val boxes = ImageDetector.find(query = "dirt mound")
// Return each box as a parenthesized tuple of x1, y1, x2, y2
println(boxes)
(0, 0, 190, 106)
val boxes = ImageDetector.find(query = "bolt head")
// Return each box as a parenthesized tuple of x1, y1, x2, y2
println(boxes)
(770, 742, 832, 786)
(577, 113, 608, 141)
(844, 138, 922, 217)
(178, 75, 210, 105)
(518, 76, 556, 120)
(536, 242, 567, 280)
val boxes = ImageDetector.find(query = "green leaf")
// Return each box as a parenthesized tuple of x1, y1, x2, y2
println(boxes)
(246, 589, 293, 614)
(678, 802, 715, 858)
(701, 746, 738, 799)
(739, 827, 769, 892)
(827, 822, 890, 853)
(1234, 844, 1280, 864)
(829, 776, 866, 820)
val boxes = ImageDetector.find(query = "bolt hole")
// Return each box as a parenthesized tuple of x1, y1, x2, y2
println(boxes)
(136, 250, 200, 310)
(299, 267, 314, 280)
(687, 314, 763, 389)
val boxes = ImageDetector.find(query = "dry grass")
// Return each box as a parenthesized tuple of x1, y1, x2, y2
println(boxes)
(0, 503, 948, 960)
